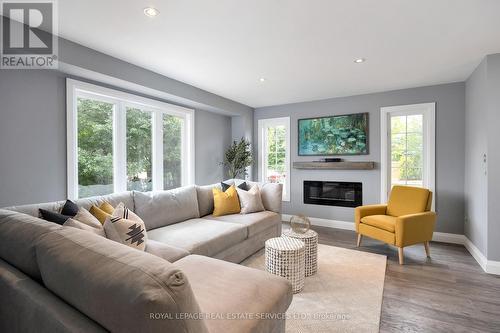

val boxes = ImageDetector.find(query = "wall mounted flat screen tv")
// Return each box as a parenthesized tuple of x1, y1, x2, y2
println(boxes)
(298, 112, 369, 156)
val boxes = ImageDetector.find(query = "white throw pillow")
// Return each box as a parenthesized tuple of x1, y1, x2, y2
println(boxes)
(237, 185, 265, 214)
(63, 208, 106, 237)
(103, 202, 147, 251)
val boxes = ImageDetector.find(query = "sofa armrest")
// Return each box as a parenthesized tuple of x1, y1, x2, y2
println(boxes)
(354, 205, 387, 232)
(395, 212, 436, 247)
(35, 228, 209, 333)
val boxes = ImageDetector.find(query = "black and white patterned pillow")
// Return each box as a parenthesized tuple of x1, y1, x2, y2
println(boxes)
(103, 202, 147, 251)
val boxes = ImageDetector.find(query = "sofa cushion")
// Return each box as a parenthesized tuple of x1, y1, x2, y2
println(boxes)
(147, 219, 248, 257)
(76, 192, 135, 212)
(0, 259, 107, 333)
(0, 209, 62, 281)
(360, 215, 397, 233)
(175, 255, 293, 333)
(145, 240, 190, 262)
(134, 186, 200, 230)
(196, 183, 220, 217)
(35, 227, 209, 333)
(205, 211, 281, 238)
(3, 201, 65, 217)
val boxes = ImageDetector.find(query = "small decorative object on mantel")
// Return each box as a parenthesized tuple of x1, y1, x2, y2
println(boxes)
(290, 214, 311, 234)
(293, 161, 375, 170)
(323, 158, 342, 162)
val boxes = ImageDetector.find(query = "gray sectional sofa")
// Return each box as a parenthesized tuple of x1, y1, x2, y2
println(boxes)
(0, 179, 292, 333)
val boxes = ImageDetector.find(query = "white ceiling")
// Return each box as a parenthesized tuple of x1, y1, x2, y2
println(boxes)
(58, 0, 500, 108)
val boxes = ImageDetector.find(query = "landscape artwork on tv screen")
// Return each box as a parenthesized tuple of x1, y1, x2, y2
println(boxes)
(298, 112, 368, 156)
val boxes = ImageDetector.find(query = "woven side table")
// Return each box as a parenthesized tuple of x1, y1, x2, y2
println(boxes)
(265, 237, 305, 293)
(283, 229, 318, 277)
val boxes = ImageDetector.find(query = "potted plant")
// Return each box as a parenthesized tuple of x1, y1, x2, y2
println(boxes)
(220, 138, 253, 179)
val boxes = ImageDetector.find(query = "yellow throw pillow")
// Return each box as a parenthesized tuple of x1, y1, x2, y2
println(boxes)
(99, 202, 115, 214)
(213, 185, 241, 217)
(89, 205, 111, 225)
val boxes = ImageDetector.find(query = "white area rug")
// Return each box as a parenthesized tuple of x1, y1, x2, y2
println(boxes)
(242, 244, 386, 333)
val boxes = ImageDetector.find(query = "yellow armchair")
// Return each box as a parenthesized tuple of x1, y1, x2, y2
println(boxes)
(354, 186, 436, 264)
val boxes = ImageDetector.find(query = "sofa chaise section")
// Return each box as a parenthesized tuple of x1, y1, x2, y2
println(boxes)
(175, 255, 292, 333)
(204, 210, 281, 237)
(147, 218, 248, 257)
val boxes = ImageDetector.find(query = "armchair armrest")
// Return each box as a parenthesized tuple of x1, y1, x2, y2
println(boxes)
(395, 212, 436, 247)
(354, 204, 387, 232)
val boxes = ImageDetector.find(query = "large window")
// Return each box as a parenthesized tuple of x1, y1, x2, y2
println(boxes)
(258, 117, 290, 201)
(380, 103, 435, 207)
(67, 79, 194, 199)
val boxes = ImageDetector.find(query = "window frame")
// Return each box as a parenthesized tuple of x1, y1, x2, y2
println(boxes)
(66, 78, 195, 199)
(380, 102, 435, 209)
(257, 117, 291, 202)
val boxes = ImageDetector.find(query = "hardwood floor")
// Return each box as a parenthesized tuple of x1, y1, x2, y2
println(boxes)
(288, 224, 500, 333)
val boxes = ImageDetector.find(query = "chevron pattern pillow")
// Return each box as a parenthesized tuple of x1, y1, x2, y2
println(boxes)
(103, 202, 147, 251)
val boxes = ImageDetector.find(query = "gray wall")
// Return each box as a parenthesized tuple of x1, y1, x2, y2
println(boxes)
(486, 54, 500, 261)
(465, 53, 500, 260)
(196, 111, 231, 185)
(254, 82, 466, 234)
(464, 58, 489, 256)
(0, 70, 233, 207)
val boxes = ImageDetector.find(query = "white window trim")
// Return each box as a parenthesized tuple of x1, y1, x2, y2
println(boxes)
(66, 78, 195, 199)
(257, 117, 291, 202)
(380, 102, 436, 209)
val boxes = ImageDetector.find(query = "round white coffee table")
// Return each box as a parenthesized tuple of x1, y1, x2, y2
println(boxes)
(283, 229, 318, 277)
(265, 237, 305, 293)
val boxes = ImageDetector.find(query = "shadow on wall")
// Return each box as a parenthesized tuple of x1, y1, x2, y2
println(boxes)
(435, 190, 465, 234)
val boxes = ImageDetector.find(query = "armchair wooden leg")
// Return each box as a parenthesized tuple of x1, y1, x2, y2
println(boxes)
(398, 247, 404, 265)
(424, 241, 431, 258)
(357, 234, 363, 247)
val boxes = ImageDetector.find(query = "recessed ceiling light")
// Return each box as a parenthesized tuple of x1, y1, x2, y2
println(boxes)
(144, 7, 159, 17)
(354, 58, 366, 63)
(259, 78, 266, 82)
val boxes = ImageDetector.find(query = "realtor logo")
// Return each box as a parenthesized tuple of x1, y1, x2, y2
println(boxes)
(1, 0, 58, 69)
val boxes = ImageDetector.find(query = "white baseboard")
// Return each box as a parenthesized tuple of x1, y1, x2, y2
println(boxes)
(282, 214, 500, 275)
(486, 260, 500, 275)
(432, 232, 466, 244)
(463, 237, 488, 272)
(462, 238, 500, 275)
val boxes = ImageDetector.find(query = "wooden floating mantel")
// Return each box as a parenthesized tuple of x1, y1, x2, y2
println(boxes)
(292, 161, 375, 170)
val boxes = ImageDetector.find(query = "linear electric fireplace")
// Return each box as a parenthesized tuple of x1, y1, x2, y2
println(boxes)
(304, 181, 362, 207)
